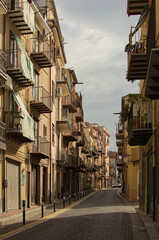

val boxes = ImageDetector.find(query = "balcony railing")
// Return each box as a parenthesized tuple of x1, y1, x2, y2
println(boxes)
(75, 108, 84, 122)
(8, 0, 35, 34)
(57, 73, 71, 96)
(30, 38, 54, 68)
(0, 49, 7, 81)
(5, 111, 33, 143)
(127, 0, 148, 15)
(128, 104, 152, 146)
(6, 50, 35, 87)
(126, 27, 147, 81)
(76, 135, 85, 147)
(57, 108, 71, 132)
(30, 86, 53, 113)
(0, 120, 6, 150)
(62, 95, 77, 113)
(145, 48, 159, 99)
(74, 92, 82, 107)
(31, 136, 50, 158)
(57, 149, 69, 167)
(0, 0, 8, 14)
(63, 126, 78, 142)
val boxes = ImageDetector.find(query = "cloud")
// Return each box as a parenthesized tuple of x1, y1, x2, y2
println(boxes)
(55, 0, 139, 151)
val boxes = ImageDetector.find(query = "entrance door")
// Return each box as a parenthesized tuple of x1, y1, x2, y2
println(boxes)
(7, 160, 20, 210)
(31, 165, 37, 204)
(147, 152, 153, 215)
(43, 167, 47, 203)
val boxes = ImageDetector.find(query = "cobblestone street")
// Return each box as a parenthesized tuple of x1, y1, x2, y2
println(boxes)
(1, 190, 149, 240)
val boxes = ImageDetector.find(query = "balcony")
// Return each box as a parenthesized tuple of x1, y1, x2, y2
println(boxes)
(0, 49, 7, 82)
(127, 0, 148, 15)
(118, 147, 123, 156)
(145, 48, 159, 99)
(65, 155, 78, 169)
(8, 0, 35, 35)
(76, 135, 85, 147)
(116, 140, 124, 147)
(128, 115, 152, 146)
(5, 111, 33, 143)
(126, 43, 147, 81)
(93, 164, 99, 171)
(0, 0, 7, 14)
(31, 136, 50, 158)
(56, 108, 71, 132)
(74, 92, 82, 108)
(30, 38, 53, 68)
(57, 76, 71, 97)
(75, 108, 84, 122)
(62, 95, 77, 113)
(63, 126, 78, 143)
(6, 50, 35, 87)
(0, 121, 6, 150)
(30, 86, 53, 113)
(126, 28, 147, 81)
(57, 149, 69, 167)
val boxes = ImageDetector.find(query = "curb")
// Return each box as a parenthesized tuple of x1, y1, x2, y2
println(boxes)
(137, 209, 159, 240)
(0, 191, 95, 239)
(117, 190, 159, 240)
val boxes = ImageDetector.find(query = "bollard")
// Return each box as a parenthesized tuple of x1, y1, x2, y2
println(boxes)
(69, 195, 71, 205)
(22, 200, 25, 225)
(63, 196, 65, 208)
(41, 197, 44, 218)
(53, 195, 56, 212)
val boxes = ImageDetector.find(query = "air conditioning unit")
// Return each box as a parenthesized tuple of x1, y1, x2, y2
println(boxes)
(56, 87, 62, 96)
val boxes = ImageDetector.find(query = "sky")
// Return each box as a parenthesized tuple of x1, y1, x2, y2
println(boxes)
(55, 0, 140, 151)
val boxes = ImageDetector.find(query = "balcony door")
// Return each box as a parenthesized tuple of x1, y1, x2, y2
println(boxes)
(34, 119, 39, 151)
(32, 71, 39, 100)
(33, 31, 40, 53)
(10, 31, 18, 68)
(11, 0, 19, 10)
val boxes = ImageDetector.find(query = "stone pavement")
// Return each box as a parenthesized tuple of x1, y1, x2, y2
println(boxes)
(118, 190, 159, 240)
(0, 189, 154, 240)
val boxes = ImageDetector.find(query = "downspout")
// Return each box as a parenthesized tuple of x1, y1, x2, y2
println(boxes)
(2, 14, 6, 213)
(49, 35, 52, 204)
(152, 100, 156, 221)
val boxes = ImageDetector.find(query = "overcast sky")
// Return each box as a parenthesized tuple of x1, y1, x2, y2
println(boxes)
(55, 0, 140, 151)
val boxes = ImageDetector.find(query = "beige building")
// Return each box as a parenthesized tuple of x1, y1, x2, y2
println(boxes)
(122, 0, 159, 221)
(0, 0, 85, 214)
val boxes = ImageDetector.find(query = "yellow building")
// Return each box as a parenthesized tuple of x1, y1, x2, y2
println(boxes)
(125, 0, 159, 221)
(0, 0, 85, 214)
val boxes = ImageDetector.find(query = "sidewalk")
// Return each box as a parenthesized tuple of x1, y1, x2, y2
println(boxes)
(0, 191, 93, 237)
(118, 190, 159, 240)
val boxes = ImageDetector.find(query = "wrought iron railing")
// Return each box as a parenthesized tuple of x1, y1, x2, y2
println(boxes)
(0, 49, 6, 74)
(32, 86, 53, 110)
(0, 120, 6, 144)
(32, 136, 50, 157)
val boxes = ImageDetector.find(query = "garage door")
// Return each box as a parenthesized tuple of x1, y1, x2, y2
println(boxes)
(7, 160, 20, 210)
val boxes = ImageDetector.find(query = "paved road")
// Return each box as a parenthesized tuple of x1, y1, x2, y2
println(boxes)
(2, 189, 149, 240)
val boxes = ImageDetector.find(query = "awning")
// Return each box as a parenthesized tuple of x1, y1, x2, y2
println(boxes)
(132, 4, 150, 36)
(11, 90, 34, 142)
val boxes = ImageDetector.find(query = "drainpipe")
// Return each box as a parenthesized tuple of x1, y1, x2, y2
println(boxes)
(49, 36, 52, 204)
(152, 100, 156, 221)
(2, 14, 6, 213)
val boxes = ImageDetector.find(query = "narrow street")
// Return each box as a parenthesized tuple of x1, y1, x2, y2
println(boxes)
(1, 190, 149, 240)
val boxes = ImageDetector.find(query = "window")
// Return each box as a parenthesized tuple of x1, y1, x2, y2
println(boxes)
(52, 123, 55, 144)
(43, 124, 47, 138)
